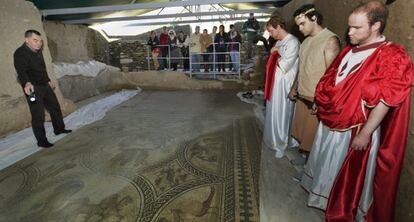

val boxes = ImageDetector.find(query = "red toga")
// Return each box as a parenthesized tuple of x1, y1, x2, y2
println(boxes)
(315, 42, 413, 222)
(264, 51, 280, 101)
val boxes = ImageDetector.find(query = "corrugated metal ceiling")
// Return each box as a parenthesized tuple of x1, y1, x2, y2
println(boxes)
(29, 0, 291, 23)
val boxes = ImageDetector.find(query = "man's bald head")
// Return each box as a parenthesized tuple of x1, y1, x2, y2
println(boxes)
(352, 0, 388, 34)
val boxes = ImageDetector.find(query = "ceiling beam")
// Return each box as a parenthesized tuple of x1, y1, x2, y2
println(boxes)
(64, 8, 275, 24)
(42, 0, 279, 16)
(122, 15, 269, 27)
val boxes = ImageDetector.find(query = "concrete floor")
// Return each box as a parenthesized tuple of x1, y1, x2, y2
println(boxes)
(0, 90, 325, 221)
(259, 146, 325, 221)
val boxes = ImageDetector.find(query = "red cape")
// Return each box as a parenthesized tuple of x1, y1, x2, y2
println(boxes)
(264, 51, 280, 101)
(315, 42, 413, 222)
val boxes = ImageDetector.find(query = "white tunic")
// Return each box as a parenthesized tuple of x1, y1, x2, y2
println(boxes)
(301, 44, 381, 221)
(262, 34, 300, 158)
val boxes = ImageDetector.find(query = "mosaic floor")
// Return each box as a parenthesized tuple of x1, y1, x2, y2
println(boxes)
(0, 91, 261, 222)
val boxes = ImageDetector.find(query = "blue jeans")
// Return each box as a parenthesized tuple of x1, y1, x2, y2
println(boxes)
(191, 54, 200, 71)
(230, 51, 240, 71)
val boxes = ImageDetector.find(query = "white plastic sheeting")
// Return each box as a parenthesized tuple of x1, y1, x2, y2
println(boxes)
(236, 90, 265, 126)
(53, 60, 109, 79)
(237, 90, 300, 150)
(0, 89, 140, 170)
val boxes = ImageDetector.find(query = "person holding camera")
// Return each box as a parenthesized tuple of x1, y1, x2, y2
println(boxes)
(13, 29, 72, 148)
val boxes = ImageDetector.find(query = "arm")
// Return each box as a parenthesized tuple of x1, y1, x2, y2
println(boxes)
(306, 37, 339, 110)
(171, 38, 177, 47)
(288, 58, 301, 101)
(253, 20, 260, 32)
(184, 37, 189, 47)
(288, 80, 298, 101)
(14, 51, 34, 95)
(214, 35, 219, 43)
(277, 39, 299, 74)
(242, 22, 247, 33)
(225, 33, 230, 42)
(351, 102, 390, 150)
(200, 36, 206, 48)
(14, 51, 30, 87)
(208, 36, 213, 46)
(323, 36, 340, 68)
(199, 35, 203, 44)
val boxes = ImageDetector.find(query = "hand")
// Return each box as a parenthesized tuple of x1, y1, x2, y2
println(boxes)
(270, 46, 279, 54)
(311, 103, 318, 115)
(48, 81, 56, 90)
(351, 131, 370, 150)
(24, 82, 34, 95)
(288, 88, 297, 101)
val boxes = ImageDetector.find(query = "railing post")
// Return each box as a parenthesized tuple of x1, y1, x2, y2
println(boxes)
(168, 45, 171, 70)
(238, 42, 241, 79)
(147, 46, 151, 70)
(189, 52, 192, 78)
(213, 43, 216, 79)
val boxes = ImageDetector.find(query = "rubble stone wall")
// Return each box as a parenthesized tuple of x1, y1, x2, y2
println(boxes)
(43, 21, 109, 64)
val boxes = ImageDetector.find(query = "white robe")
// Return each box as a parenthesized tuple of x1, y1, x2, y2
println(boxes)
(301, 45, 382, 221)
(301, 123, 379, 215)
(262, 34, 299, 158)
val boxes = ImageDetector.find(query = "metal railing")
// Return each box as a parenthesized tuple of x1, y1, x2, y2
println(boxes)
(146, 41, 241, 79)
(189, 42, 241, 79)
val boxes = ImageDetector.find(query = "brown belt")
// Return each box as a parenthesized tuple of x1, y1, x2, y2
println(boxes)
(297, 96, 314, 109)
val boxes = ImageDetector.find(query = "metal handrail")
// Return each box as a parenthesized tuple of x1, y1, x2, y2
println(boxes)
(145, 41, 241, 80)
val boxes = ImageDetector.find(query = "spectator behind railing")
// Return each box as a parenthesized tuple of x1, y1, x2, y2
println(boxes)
(177, 31, 189, 71)
(228, 24, 235, 71)
(159, 26, 169, 70)
(229, 30, 242, 72)
(214, 25, 229, 72)
(147, 30, 160, 70)
(168, 30, 180, 71)
(190, 26, 202, 72)
(208, 26, 218, 71)
(200, 29, 213, 72)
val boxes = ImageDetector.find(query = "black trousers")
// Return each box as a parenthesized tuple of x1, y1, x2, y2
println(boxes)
(26, 84, 66, 143)
(216, 53, 226, 71)
(160, 46, 169, 69)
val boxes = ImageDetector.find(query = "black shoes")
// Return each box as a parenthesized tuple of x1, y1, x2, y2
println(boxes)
(38, 141, 54, 148)
(242, 91, 254, 99)
(37, 129, 72, 148)
(54, 129, 72, 135)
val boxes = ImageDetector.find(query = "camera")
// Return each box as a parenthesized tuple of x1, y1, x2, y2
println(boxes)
(28, 92, 36, 102)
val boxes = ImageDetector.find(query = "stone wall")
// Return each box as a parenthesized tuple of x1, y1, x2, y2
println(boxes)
(43, 21, 109, 63)
(0, 0, 75, 136)
(44, 21, 90, 62)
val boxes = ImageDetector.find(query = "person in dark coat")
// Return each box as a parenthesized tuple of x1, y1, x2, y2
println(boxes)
(214, 25, 229, 72)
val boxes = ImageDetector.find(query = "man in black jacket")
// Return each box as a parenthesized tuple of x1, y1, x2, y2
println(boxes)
(14, 30, 71, 148)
